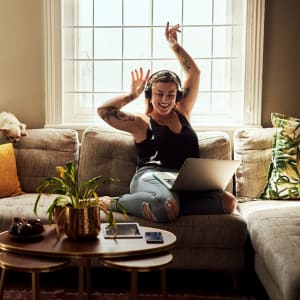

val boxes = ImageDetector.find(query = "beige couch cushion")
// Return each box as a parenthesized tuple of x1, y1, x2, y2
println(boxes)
(78, 128, 137, 197)
(12, 129, 80, 193)
(0, 193, 60, 233)
(78, 127, 234, 196)
(242, 204, 300, 300)
(233, 128, 275, 201)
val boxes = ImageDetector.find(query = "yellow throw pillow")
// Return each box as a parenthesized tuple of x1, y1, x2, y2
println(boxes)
(0, 143, 23, 198)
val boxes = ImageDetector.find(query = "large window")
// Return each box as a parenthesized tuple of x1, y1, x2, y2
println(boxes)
(44, 0, 265, 129)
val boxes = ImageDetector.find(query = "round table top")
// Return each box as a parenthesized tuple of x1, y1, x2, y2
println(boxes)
(0, 224, 176, 259)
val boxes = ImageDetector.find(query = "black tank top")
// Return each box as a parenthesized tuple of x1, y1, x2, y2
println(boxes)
(136, 111, 200, 170)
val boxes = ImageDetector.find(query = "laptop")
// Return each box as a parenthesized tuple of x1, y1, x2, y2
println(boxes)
(153, 158, 240, 191)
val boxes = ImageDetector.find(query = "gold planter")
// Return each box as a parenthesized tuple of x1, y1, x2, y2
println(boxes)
(64, 206, 101, 240)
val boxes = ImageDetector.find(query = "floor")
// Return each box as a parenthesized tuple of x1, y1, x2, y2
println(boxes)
(2, 267, 269, 299)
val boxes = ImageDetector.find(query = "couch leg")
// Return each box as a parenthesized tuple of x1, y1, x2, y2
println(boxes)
(231, 272, 239, 290)
(223, 270, 241, 291)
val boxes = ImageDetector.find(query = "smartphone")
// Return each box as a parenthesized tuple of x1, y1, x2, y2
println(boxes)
(145, 231, 164, 243)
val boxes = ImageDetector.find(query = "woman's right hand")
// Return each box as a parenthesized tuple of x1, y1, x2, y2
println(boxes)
(130, 68, 150, 100)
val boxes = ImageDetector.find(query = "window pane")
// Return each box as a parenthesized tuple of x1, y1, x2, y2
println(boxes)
(124, 0, 151, 26)
(212, 59, 231, 91)
(231, 58, 244, 90)
(232, 26, 244, 57)
(64, 0, 93, 26)
(94, 61, 122, 92)
(95, 93, 119, 108)
(153, 0, 182, 26)
(183, 0, 212, 25)
(153, 27, 173, 59)
(230, 92, 243, 122)
(213, 26, 232, 57)
(64, 61, 74, 91)
(214, 0, 233, 25)
(214, 0, 246, 25)
(191, 93, 212, 124)
(211, 92, 229, 113)
(194, 93, 211, 114)
(94, 29, 122, 59)
(64, 93, 95, 123)
(124, 28, 151, 58)
(64, 61, 93, 92)
(197, 59, 211, 91)
(64, 28, 93, 59)
(94, 0, 122, 26)
(183, 27, 212, 58)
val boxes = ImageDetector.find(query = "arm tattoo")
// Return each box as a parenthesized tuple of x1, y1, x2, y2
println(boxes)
(182, 59, 192, 72)
(183, 88, 190, 98)
(174, 46, 192, 72)
(100, 106, 135, 122)
(123, 94, 134, 104)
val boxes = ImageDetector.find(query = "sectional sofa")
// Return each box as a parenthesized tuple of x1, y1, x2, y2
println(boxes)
(234, 127, 300, 300)
(0, 127, 247, 282)
(1, 125, 300, 300)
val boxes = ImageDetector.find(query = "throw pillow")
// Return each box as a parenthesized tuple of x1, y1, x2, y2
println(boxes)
(260, 113, 300, 199)
(0, 143, 23, 198)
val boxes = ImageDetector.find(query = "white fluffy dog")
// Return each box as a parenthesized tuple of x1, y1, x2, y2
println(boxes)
(0, 112, 27, 142)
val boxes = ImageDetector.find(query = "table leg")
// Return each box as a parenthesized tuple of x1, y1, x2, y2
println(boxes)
(130, 270, 138, 300)
(160, 268, 167, 300)
(0, 268, 7, 299)
(85, 258, 91, 298)
(31, 271, 40, 300)
(78, 258, 85, 300)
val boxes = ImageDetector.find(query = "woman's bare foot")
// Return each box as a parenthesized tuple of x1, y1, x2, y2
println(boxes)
(99, 196, 112, 210)
(142, 202, 157, 222)
(222, 191, 237, 214)
(165, 199, 179, 221)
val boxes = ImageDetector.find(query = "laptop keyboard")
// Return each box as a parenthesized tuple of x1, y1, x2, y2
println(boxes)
(164, 178, 175, 185)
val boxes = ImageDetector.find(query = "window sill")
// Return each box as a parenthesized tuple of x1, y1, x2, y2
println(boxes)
(44, 122, 262, 133)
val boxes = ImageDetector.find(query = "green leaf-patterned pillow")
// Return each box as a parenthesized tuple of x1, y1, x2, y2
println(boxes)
(260, 113, 300, 199)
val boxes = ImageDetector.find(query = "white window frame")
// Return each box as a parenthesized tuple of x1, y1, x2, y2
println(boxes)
(44, 0, 265, 130)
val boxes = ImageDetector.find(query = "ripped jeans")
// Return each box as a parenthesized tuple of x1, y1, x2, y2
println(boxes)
(110, 165, 224, 222)
(110, 165, 180, 222)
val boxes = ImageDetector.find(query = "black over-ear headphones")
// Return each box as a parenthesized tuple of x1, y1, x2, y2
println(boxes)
(144, 70, 183, 102)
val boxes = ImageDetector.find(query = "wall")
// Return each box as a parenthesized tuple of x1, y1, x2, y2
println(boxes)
(262, 0, 300, 127)
(0, 0, 44, 128)
(0, 0, 299, 129)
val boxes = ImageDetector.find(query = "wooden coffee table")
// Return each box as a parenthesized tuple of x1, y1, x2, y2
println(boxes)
(0, 224, 176, 299)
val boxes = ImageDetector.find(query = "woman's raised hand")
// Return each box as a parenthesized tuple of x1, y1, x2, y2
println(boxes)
(165, 22, 181, 47)
(130, 68, 150, 100)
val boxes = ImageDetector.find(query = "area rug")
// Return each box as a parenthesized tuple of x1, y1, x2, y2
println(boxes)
(2, 289, 251, 300)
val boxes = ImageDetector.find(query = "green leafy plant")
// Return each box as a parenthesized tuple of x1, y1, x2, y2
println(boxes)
(34, 161, 126, 235)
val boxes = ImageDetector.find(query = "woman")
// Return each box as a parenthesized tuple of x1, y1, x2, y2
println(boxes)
(97, 22, 237, 222)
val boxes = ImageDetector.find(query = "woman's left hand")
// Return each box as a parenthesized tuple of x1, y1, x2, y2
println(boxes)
(165, 22, 181, 47)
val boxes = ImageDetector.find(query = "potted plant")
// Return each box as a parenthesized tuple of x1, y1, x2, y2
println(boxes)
(33, 161, 126, 239)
